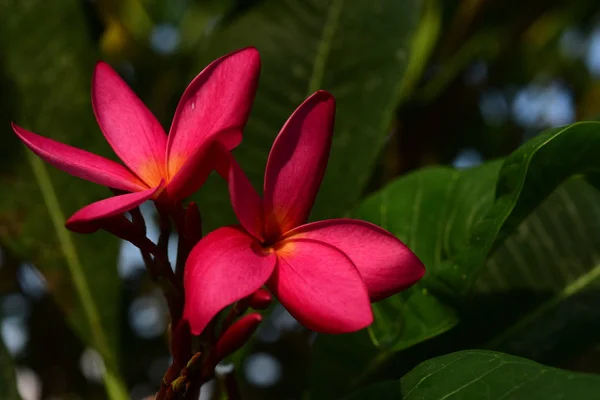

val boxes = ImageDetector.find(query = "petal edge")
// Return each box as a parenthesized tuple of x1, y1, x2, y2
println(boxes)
(263, 91, 335, 237)
(92, 62, 168, 187)
(12, 123, 146, 192)
(228, 157, 264, 241)
(270, 238, 372, 334)
(167, 47, 261, 179)
(183, 226, 276, 335)
(66, 184, 163, 233)
(285, 219, 426, 301)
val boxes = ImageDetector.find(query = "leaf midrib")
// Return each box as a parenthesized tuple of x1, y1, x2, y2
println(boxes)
(28, 154, 111, 358)
(28, 154, 127, 399)
(486, 260, 600, 348)
(307, 0, 344, 95)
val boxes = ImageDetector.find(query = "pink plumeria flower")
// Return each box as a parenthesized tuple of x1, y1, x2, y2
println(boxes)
(183, 91, 425, 335)
(11, 48, 261, 232)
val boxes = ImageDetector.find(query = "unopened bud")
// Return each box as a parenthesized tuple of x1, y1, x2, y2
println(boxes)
(214, 313, 261, 361)
(66, 214, 141, 238)
(104, 216, 145, 241)
(249, 288, 272, 310)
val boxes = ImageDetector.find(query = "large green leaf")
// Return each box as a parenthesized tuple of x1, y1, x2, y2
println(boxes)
(0, 338, 20, 400)
(192, 0, 423, 230)
(351, 121, 600, 350)
(473, 177, 600, 362)
(343, 350, 600, 400)
(354, 161, 503, 350)
(307, 162, 502, 399)
(0, 1, 126, 397)
(308, 122, 600, 398)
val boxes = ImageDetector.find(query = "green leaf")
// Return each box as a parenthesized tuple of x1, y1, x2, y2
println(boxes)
(395, 0, 442, 104)
(0, 338, 21, 400)
(308, 123, 600, 399)
(474, 177, 600, 361)
(306, 330, 384, 400)
(354, 161, 503, 350)
(351, 121, 600, 351)
(192, 0, 423, 229)
(0, 1, 127, 397)
(305, 161, 502, 398)
(343, 350, 600, 400)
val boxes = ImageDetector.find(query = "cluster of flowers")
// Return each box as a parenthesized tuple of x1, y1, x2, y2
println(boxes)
(12, 47, 425, 394)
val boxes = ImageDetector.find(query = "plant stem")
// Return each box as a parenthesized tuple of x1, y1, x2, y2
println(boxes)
(130, 207, 183, 323)
(171, 202, 188, 282)
(223, 369, 242, 400)
(157, 207, 172, 257)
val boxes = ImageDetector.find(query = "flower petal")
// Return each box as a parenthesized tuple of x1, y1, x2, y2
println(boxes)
(66, 185, 162, 233)
(228, 157, 264, 241)
(285, 219, 426, 301)
(164, 142, 228, 201)
(263, 91, 335, 237)
(167, 47, 261, 180)
(12, 123, 146, 192)
(183, 226, 276, 335)
(270, 238, 372, 334)
(92, 61, 167, 187)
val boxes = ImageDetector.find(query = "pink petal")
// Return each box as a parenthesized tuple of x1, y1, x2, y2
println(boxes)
(164, 142, 228, 201)
(270, 238, 372, 334)
(228, 157, 264, 241)
(12, 123, 146, 192)
(166, 47, 261, 187)
(183, 226, 276, 335)
(285, 219, 425, 301)
(92, 62, 168, 187)
(263, 91, 335, 238)
(66, 185, 162, 233)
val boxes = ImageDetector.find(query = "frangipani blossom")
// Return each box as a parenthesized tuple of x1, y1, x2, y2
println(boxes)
(11, 48, 261, 232)
(183, 91, 425, 335)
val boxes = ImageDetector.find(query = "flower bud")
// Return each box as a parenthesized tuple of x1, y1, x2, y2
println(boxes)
(67, 214, 140, 237)
(214, 313, 261, 361)
(249, 288, 272, 310)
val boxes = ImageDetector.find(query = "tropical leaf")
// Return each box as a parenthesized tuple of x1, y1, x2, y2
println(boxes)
(191, 0, 424, 230)
(343, 350, 600, 400)
(351, 122, 600, 351)
(307, 122, 600, 398)
(0, 0, 127, 397)
(354, 161, 503, 350)
(306, 161, 502, 399)
(472, 178, 600, 362)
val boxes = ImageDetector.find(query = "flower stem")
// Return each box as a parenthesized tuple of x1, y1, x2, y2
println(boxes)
(223, 368, 242, 400)
(171, 202, 188, 282)
(157, 207, 172, 257)
(129, 207, 183, 323)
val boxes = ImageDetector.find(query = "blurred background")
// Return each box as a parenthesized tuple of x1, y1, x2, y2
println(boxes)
(2, 0, 600, 399)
